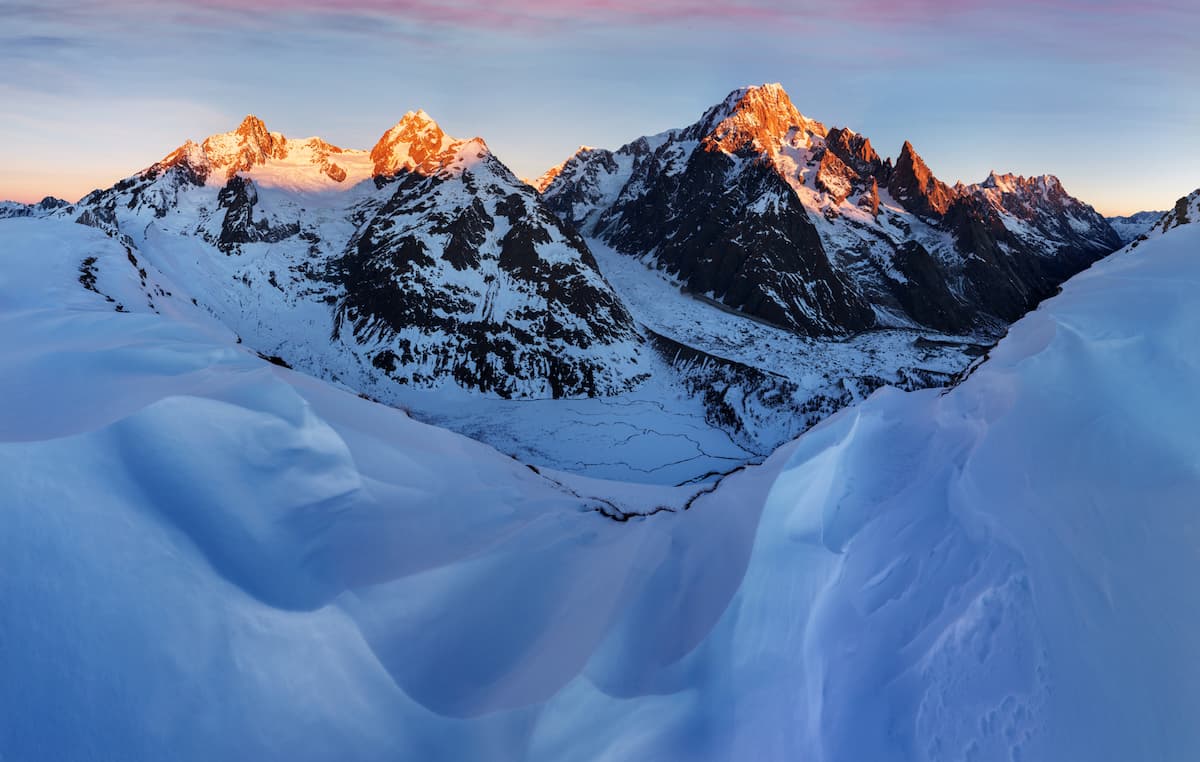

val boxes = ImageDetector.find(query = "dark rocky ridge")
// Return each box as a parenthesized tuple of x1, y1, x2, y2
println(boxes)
(888, 141, 956, 219)
(598, 144, 877, 335)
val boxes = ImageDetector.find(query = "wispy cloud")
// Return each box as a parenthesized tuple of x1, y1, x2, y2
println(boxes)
(18, 0, 1190, 63)
(1, 0, 1195, 213)
(0, 34, 80, 53)
(52, 0, 1188, 29)
(144, 0, 791, 27)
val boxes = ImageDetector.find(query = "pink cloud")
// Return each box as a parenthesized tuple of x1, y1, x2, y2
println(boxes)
(127, 0, 791, 29)
(832, 0, 1186, 23)
(50, 0, 1187, 36)
(31, 0, 1191, 45)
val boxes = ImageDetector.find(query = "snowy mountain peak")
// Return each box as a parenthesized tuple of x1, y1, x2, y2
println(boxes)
(59, 110, 644, 401)
(966, 172, 1104, 226)
(530, 145, 597, 193)
(982, 170, 1013, 191)
(541, 83, 1121, 339)
(0, 195, 69, 219)
(405, 107, 436, 125)
(697, 82, 827, 155)
(1107, 208, 1168, 244)
(141, 118, 368, 192)
(199, 115, 290, 180)
(369, 110, 485, 178)
(980, 171, 1063, 195)
(233, 114, 272, 142)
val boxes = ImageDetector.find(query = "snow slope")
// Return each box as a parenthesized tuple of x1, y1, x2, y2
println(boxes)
(743, 205, 1200, 760)
(5, 185, 1200, 761)
(0, 217, 787, 758)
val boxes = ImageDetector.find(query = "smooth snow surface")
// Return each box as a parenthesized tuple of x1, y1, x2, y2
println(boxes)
(3, 213, 1200, 760)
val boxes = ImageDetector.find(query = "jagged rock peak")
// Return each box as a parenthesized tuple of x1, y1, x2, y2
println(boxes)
(195, 114, 290, 180)
(35, 196, 69, 211)
(825, 126, 883, 176)
(531, 146, 596, 193)
(233, 114, 271, 143)
(392, 109, 443, 136)
(888, 140, 957, 218)
(815, 150, 856, 204)
(979, 171, 1064, 195)
(696, 82, 827, 155)
(370, 110, 488, 178)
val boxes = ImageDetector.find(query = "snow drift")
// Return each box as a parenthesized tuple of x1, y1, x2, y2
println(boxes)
(2, 196, 1200, 760)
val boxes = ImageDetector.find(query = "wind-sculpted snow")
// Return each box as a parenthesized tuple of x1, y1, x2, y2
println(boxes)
(0, 218, 781, 757)
(751, 210, 1200, 760)
(4, 192, 1200, 760)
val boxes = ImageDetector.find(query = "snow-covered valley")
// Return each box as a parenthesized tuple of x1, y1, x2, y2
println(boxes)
(3, 182, 1200, 760)
(386, 238, 981, 484)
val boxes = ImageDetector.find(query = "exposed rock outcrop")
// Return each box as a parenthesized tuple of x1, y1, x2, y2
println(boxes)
(888, 141, 957, 219)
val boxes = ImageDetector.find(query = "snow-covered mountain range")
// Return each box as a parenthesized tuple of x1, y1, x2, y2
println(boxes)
(0, 195, 68, 218)
(0, 89, 1143, 482)
(1107, 208, 1165, 243)
(57, 112, 646, 400)
(541, 83, 1122, 336)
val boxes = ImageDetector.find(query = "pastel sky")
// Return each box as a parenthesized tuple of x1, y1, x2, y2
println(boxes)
(2, 0, 1197, 214)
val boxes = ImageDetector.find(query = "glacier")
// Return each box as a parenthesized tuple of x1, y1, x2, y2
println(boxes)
(2, 200, 1199, 760)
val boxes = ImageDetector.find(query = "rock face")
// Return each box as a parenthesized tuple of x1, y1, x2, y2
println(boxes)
(824, 127, 884, 177)
(334, 123, 644, 398)
(1127, 190, 1198, 245)
(370, 110, 468, 177)
(201, 115, 290, 180)
(944, 172, 1123, 321)
(541, 85, 875, 336)
(541, 83, 1123, 337)
(60, 113, 646, 400)
(888, 141, 956, 218)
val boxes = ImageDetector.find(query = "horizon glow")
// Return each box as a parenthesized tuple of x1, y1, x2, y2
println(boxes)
(2, 0, 1197, 215)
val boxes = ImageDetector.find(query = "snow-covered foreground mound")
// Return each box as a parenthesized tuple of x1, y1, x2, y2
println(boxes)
(3, 211, 1200, 760)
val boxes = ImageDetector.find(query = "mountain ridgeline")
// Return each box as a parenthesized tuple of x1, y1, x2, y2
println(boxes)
(539, 83, 1122, 338)
(12, 85, 1126, 416)
(49, 112, 646, 400)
